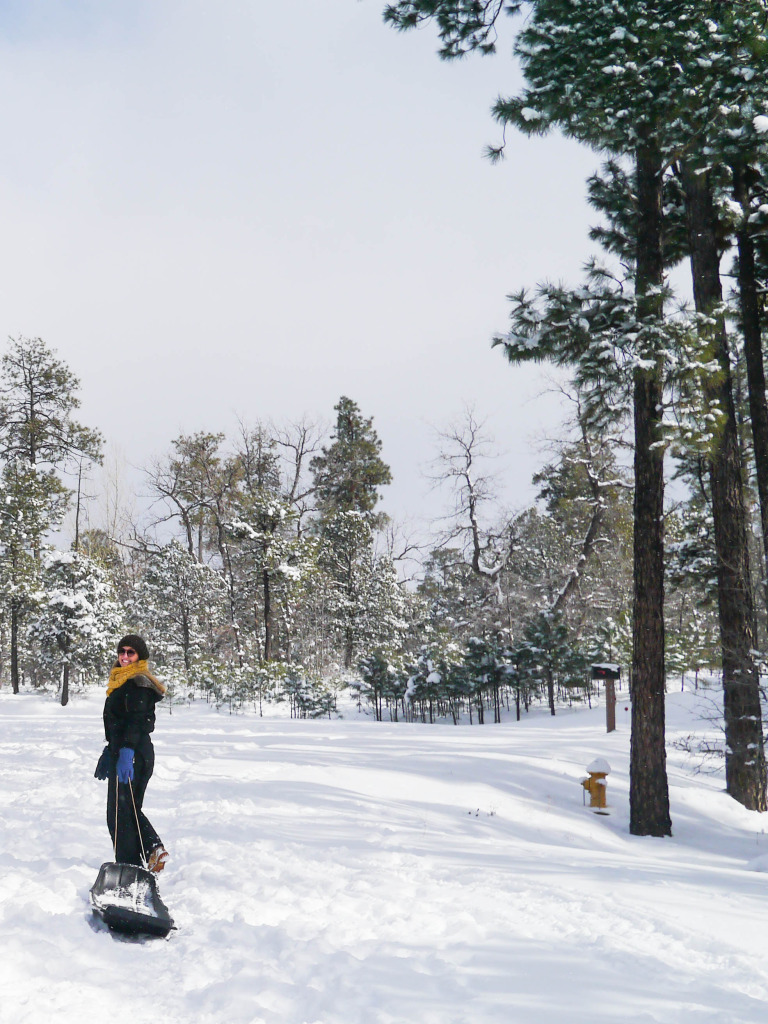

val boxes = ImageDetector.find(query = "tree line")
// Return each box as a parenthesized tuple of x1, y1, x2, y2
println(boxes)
(0, 328, 635, 706)
(0, 334, 707, 735)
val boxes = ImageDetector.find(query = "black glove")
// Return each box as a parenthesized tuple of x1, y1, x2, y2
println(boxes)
(94, 745, 112, 781)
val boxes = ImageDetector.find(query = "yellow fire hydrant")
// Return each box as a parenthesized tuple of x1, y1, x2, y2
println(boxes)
(581, 757, 611, 811)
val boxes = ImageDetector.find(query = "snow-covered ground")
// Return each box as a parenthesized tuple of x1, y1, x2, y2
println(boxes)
(3, 683, 768, 1024)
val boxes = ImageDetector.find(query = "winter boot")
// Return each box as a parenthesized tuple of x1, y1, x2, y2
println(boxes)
(147, 845, 169, 873)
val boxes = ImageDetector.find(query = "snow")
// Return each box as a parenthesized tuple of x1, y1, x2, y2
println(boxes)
(753, 115, 768, 134)
(3, 684, 768, 1023)
(91, 877, 160, 918)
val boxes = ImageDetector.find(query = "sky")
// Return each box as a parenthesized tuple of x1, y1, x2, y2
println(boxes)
(0, 0, 601, 533)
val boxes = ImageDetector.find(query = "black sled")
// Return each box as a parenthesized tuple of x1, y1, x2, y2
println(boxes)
(90, 861, 174, 938)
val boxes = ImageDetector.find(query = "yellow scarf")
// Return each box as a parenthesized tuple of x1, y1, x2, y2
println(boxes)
(106, 659, 166, 696)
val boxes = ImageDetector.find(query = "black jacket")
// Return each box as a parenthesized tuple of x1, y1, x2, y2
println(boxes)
(103, 675, 163, 756)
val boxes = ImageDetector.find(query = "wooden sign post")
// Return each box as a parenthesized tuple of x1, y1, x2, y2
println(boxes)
(591, 664, 621, 733)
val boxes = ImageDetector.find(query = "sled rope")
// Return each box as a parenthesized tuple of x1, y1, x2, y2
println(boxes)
(128, 779, 148, 868)
(113, 775, 119, 858)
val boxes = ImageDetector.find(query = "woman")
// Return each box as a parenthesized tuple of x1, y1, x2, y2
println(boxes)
(100, 634, 169, 872)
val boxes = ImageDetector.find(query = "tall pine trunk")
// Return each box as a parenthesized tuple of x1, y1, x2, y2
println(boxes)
(629, 138, 672, 837)
(733, 159, 768, 622)
(10, 600, 19, 694)
(215, 521, 243, 670)
(181, 610, 191, 672)
(263, 567, 273, 662)
(681, 161, 766, 811)
(60, 663, 69, 707)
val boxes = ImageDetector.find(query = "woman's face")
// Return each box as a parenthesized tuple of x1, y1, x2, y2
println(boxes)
(118, 645, 139, 667)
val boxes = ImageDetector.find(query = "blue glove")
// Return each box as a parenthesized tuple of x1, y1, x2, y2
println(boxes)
(116, 747, 135, 783)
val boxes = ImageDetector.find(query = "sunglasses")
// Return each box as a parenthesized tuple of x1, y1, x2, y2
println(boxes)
(118, 647, 137, 657)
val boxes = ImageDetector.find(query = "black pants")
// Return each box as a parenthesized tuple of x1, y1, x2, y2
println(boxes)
(106, 745, 162, 865)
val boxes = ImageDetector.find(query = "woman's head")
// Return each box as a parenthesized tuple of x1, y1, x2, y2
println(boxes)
(117, 634, 149, 667)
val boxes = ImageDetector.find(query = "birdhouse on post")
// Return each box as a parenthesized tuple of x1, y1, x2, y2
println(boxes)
(592, 663, 621, 733)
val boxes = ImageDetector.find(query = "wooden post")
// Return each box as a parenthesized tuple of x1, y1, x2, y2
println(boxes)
(592, 664, 620, 732)
(605, 679, 616, 733)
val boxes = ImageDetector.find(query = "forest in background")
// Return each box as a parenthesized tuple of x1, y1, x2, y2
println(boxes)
(0, 332, 724, 727)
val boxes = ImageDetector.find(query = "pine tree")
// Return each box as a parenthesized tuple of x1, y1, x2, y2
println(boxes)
(311, 397, 392, 520)
(148, 431, 244, 664)
(311, 398, 392, 668)
(405, 642, 463, 723)
(29, 549, 121, 705)
(418, 547, 490, 641)
(356, 553, 410, 656)
(0, 461, 69, 692)
(682, 8, 768, 637)
(227, 496, 318, 664)
(318, 512, 378, 669)
(357, 649, 402, 722)
(128, 540, 228, 675)
(676, 161, 766, 811)
(463, 634, 514, 724)
(0, 337, 103, 693)
(0, 336, 102, 469)
(514, 612, 588, 718)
